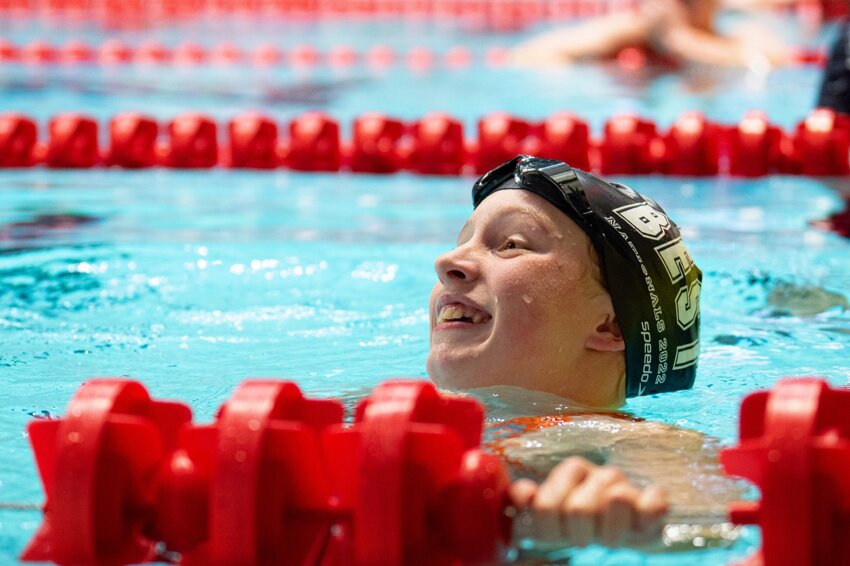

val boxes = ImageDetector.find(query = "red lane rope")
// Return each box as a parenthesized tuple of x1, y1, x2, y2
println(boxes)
(0, 39, 827, 69)
(1, 108, 848, 177)
(15, 376, 850, 564)
(2, 0, 845, 22)
(0, 40, 513, 68)
(0, 0, 639, 24)
(20, 378, 509, 565)
(1, 0, 844, 27)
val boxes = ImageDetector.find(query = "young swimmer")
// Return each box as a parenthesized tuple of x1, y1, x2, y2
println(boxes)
(427, 155, 730, 549)
(429, 155, 701, 407)
(510, 0, 791, 68)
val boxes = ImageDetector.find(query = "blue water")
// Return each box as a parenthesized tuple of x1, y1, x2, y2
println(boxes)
(1, 14, 849, 566)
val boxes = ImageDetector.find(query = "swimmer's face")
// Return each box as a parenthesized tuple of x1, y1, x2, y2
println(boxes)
(427, 190, 624, 404)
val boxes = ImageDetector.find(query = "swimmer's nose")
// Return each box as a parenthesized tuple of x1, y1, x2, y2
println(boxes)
(435, 246, 479, 285)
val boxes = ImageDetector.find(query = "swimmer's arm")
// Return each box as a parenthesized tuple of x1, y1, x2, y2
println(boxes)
(511, 12, 651, 65)
(719, 0, 795, 10)
(509, 456, 668, 547)
(603, 419, 749, 527)
(501, 415, 749, 528)
(657, 24, 791, 67)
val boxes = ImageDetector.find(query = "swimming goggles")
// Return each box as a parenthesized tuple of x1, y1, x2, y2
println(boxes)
(471, 155, 601, 236)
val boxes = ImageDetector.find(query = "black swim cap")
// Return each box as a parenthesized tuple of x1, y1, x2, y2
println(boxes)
(472, 155, 702, 397)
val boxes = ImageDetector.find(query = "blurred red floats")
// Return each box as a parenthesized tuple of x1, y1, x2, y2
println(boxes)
(599, 114, 661, 175)
(5, 0, 849, 26)
(60, 39, 94, 63)
(227, 113, 280, 169)
(106, 112, 158, 168)
(661, 111, 720, 176)
(726, 111, 786, 177)
(2, 109, 849, 177)
(209, 41, 243, 64)
(407, 112, 466, 175)
(172, 42, 207, 65)
(286, 112, 341, 171)
(165, 113, 219, 168)
(0, 113, 38, 167)
(0, 0, 640, 25)
(788, 108, 850, 176)
(46, 113, 99, 168)
(0, 39, 829, 69)
(99, 39, 132, 64)
(349, 113, 405, 173)
(529, 112, 591, 170)
(0, 39, 19, 61)
(289, 43, 321, 67)
(21, 40, 58, 63)
(473, 112, 531, 174)
(136, 40, 171, 64)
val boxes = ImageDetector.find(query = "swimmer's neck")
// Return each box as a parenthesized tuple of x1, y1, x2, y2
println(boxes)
(459, 385, 625, 415)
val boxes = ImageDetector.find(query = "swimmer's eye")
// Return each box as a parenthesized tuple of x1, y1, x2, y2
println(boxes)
(497, 237, 526, 253)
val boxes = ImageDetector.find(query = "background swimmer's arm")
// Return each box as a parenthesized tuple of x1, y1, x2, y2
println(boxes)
(719, 0, 795, 10)
(657, 23, 791, 67)
(511, 12, 651, 65)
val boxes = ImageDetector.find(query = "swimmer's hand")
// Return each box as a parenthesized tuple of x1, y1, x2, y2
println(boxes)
(510, 456, 668, 548)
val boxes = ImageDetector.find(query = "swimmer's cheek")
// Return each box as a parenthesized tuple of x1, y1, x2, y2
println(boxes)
(509, 456, 669, 549)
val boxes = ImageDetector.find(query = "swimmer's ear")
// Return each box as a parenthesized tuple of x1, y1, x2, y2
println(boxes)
(585, 315, 625, 352)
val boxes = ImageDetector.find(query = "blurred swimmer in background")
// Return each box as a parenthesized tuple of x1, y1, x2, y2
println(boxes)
(511, 0, 792, 68)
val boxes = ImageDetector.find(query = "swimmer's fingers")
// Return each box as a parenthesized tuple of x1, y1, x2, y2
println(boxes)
(510, 459, 669, 549)
(561, 465, 627, 547)
(509, 478, 539, 509)
(598, 481, 641, 547)
(629, 484, 669, 544)
(566, 469, 667, 547)
(530, 457, 591, 543)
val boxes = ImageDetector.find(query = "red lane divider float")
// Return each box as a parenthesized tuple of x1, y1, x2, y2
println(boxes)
(721, 378, 850, 566)
(19, 375, 850, 565)
(3, 0, 845, 23)
(22, 378, 511, 565)
(2, 108, 850, 176)
(0, 39, 828, 69)
(0, 0, 638, 26)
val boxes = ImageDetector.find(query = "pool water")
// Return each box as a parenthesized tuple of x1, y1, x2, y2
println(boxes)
(1, 14, 849, 566)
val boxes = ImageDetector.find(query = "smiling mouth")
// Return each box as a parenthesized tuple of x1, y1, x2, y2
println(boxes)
(436, 303, 492, 325)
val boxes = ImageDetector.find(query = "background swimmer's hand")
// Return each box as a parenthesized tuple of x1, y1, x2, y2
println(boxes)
(734, 26, 793, 68)
(509, 456, 668, 548)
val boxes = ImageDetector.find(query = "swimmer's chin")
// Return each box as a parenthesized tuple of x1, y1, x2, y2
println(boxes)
(425, 345, 493, 388)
